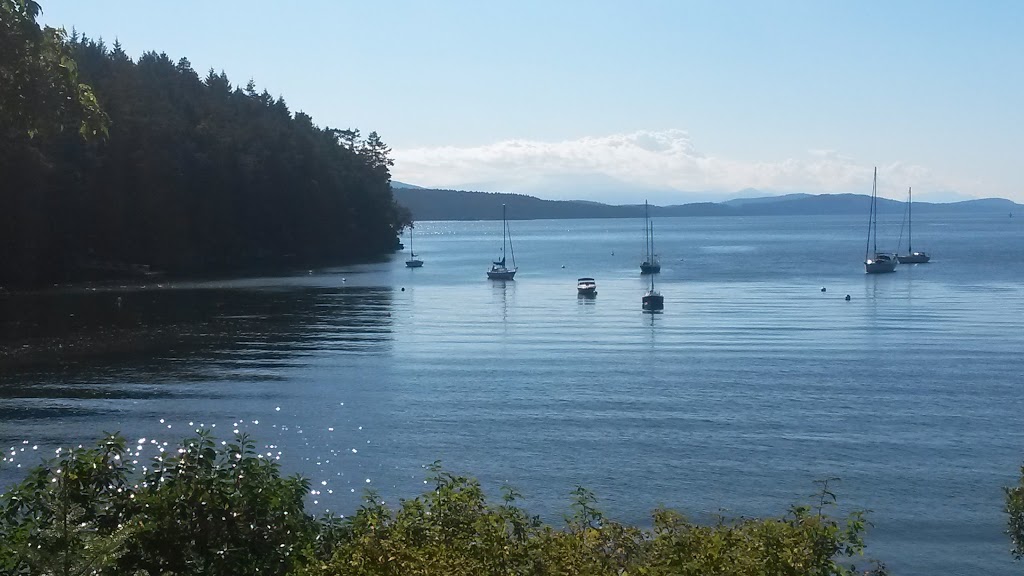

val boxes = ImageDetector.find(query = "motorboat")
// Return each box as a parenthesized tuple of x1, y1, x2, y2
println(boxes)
(576, 277, 597, 296)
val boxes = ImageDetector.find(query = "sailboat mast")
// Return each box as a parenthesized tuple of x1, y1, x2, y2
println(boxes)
(501, 203, 507, 261)
(872, 168, 879, 254)
(649, 224, 655, 291)
(865, 168, 875, 260)
(649, 218, 655, 263)
(907, 187, 913, 253)
(644, 201, 650, 260)
(507, 205, 516, 268)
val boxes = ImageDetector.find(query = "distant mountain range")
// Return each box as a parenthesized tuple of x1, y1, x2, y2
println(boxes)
(392, 186, 1022, 221)
(391, 180, 424, 190)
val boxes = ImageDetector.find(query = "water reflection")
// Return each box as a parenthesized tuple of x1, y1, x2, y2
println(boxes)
(0, 285, 394, 391)
(490, 280, 515, 321)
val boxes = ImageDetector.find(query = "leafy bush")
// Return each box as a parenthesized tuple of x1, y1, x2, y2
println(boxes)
(1006, 464, 1024, 561)
(0, 431, 316, 576)
(305, 468, 885, 576)
(118, 431, 314, 575)
(0, 434, 135, 575)
(1, 434, 887, 575)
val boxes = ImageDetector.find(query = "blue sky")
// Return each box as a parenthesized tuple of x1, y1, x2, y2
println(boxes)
(38, 1, 1023, 203)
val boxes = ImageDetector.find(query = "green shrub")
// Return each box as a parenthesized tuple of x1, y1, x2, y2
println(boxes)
(0, 431, 316, 576)
(1, 434, 887, 575)
(117, 431, 315, 575)
(0, 434, 135, 575)
(307, 471, 884, 576)
(1006, 464, 1024, 561)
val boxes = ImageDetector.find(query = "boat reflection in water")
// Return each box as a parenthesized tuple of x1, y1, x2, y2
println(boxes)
(0, 283, 395, 390)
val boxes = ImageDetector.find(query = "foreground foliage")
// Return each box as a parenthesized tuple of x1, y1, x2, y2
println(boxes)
(0, 432, 314, 575)
(1, 0, 107, 141)
(0, 432, 890, 576)
(1006, 464, 1024, 561)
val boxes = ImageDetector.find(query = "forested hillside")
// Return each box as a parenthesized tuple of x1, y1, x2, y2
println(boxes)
(393, 187, 1021, 222)
(1, 1, 409, 287)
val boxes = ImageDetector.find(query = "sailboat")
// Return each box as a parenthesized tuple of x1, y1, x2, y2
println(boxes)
(642, 268, 664, 313)
(404, 227, 423, 268)
(897, 187, 930, 264)
(487, 204, 517, 280)
(864, 167, 898, 274)
(640, 200, 661, 274)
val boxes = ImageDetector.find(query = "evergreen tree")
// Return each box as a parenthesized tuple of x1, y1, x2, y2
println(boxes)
(0, 1, 408, 287)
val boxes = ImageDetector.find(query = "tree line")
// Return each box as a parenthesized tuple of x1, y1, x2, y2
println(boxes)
(1, 0, 410, 288)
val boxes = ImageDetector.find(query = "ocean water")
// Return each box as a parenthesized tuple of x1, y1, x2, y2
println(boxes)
(2, 213, 1023, 574)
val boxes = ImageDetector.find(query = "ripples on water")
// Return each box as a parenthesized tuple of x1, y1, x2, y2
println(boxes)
(2, 213, 1023, 575)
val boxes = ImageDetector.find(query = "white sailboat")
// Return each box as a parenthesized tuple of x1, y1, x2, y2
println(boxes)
(640, 200, 660, 274)
(864, 167, 898, 274)
(487, 204, 517, 280)
(897, 186, 930, 264)
(404, 226, 423, 268)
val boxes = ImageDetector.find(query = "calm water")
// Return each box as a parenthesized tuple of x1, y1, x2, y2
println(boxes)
(2, 213, 1023, 574)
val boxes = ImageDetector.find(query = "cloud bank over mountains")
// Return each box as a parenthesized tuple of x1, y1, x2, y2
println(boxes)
(391, 130, 978, 204)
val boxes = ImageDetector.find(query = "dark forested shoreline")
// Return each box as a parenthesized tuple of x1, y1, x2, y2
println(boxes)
(1, 2, 409, 288)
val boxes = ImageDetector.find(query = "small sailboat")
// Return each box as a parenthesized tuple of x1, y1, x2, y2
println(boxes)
(897, 187, 930, 264)
(640, 200, 661, 274)
(576, 277, 597, 297)
(642, 271, 664, 312)
(404, 226, 423, 268)
(487, 204, 517, 280)
(864, 167, 897, 274)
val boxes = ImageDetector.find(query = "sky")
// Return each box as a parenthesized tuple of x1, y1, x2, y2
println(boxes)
(37, 0, 1024, 203)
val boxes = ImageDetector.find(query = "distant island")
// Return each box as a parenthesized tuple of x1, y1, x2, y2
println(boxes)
(393, 185, 1022, 221)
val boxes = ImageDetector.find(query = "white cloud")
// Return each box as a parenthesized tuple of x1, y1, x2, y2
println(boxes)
(391, 130, 979, 203)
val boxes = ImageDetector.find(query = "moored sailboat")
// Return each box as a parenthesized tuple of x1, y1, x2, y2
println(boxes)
(487, 204, 517, 280)
(897, 187, 930, 264)
(640, 200, 661, 274)
(642, 271, 664, 312)
(405, 226, 423, 268)
(864, 167, 897, 274)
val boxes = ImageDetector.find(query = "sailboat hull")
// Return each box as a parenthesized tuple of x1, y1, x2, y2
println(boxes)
(640, 262, 661, 274)
(897, 253, 930, 264)
(642, 292, 664, 311)
(405, 259, 423, 268)
(865, 256, 897, 274)
(487, 268, 516, 280)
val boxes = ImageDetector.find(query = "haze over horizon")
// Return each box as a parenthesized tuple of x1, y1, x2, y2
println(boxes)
(38, 1, 1024, 203)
